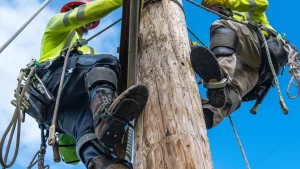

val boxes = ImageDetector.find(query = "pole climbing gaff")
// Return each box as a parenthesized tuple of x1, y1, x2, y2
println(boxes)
(0, 0, 52, 54)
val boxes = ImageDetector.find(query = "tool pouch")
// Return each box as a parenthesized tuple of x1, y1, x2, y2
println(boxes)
(13, 63, 55, 124)
(242, 35, 288, 102)
(26, 84, 50, 124)
(258, 35, 288, 84)
(13, 82, 54, 124)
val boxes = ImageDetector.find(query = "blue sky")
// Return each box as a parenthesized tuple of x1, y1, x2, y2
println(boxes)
(0, 0, 299, 169)
(184, 1, 300, 169)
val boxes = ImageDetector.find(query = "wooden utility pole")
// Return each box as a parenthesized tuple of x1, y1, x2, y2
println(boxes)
(134, 0, 213, 168)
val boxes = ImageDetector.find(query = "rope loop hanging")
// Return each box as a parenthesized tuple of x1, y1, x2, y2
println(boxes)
(284, 44, 300, 99)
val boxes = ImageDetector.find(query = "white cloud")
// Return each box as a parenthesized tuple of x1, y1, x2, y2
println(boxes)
(0, 0, 59, 168)
(0, 0, 121, 168)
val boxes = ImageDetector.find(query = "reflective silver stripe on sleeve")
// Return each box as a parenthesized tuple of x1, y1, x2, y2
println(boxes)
(248, 0, 257, 12)
(62, 30, 76, 50)
(244, 12, 254, 22)
(63, 11, 72, 26)
(76, 4, 86, 21)
(90, 47, 95, 55)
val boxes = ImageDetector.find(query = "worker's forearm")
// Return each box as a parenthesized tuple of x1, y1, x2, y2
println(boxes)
(47, 0, 122, 32)
(227, 0, 269, 13)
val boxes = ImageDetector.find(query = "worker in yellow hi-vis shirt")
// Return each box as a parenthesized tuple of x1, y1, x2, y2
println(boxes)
(191, 0, 289, 129)
(34, 0, 149, 168)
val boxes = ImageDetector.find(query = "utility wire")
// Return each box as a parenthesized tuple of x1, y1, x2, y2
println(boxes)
(254, 143, 284, 168)
(0, 0, 52, 54)
(254, 134, 295, 168)
(187, 27, 207, 48)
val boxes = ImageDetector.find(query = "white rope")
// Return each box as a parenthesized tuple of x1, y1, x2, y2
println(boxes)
(228, 116, 251, 169)
(284, 44, 300, 99)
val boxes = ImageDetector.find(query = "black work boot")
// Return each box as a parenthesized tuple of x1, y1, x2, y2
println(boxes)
(88, 157, 132, 169)
(90, 84, 149, 148)
(201, 89, 241, 129)
(191, 46, 229, 108)
(201, 99, 214, 129)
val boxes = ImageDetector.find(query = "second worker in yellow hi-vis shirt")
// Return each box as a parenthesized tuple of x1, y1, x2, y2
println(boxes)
(32, 0, 149, 168)
(191, 0, 288, 129)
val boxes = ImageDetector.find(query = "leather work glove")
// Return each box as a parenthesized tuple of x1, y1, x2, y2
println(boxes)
(202, 0, 227, 10)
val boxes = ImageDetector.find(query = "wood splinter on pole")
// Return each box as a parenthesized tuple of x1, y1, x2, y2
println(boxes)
(134, 0, 213, 168)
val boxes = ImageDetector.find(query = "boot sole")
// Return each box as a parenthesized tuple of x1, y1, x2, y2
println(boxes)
(190, 46, 227, 108)
(99, 85, 149, 148)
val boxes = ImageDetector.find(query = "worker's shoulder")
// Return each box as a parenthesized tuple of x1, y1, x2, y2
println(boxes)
(45, 13, 65, 29)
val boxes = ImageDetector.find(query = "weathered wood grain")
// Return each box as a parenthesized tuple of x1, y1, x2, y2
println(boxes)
(134, 0, 213, 168)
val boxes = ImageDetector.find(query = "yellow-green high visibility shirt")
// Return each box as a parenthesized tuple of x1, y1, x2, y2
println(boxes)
(226, 0, 275, 31)
(39, 0, 122, 63)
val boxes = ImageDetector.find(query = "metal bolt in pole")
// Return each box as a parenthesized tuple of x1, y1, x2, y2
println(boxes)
(0, 0, 52, 54)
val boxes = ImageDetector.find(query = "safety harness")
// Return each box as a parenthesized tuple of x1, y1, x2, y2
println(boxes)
(0, 19, 123, 168)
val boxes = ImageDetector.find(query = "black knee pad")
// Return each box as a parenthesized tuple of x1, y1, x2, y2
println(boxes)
(85, 67, 118, 92)
(210, 27, 239, 57)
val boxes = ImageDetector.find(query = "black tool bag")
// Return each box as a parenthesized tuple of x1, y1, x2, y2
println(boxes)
(242, 34, 288, 102)
(24, 84, 49, 124)
(260, 36, 288, 80)
(16, 62, 56, 124)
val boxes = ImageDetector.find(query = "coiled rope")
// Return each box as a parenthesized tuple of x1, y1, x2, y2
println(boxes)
(284, 44, 300, 99)
(0, 67, 35, 168)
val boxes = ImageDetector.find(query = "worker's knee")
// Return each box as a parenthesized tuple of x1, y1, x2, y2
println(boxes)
(93, 54, 121, 77)
(85, 66, 118, 92)
(77, 54, 121, 77)
(210, 27, 239, 57)
(76, 54, 120, 93)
